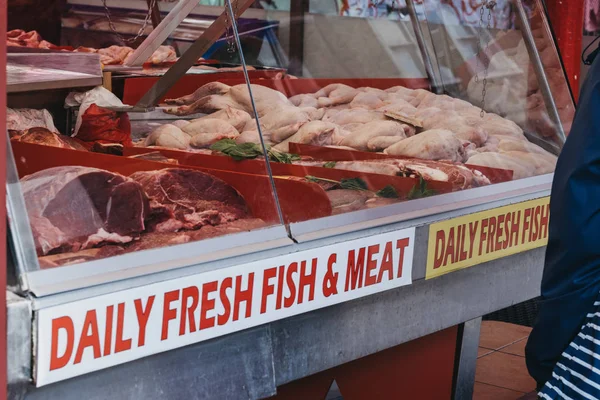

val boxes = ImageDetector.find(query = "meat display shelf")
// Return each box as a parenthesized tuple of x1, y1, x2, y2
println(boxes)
(7, 53, 102, 93)
(4, 0, 571, 398)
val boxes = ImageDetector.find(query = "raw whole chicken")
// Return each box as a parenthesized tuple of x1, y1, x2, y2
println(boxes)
(228, 84, 292, 116)
(367, 136, 405, 152)
(181, 119, 239, 137)
(190, 132, 238, 149)
(314, 84, 361, 108)
(256, 106, 314, 142)
(145, 124, 190, 150)
(273, 121, 340, 152)
(98, 46, 134, 65)
(170, 120, 190, 129)
(236, 130, 269, 145)
(124, 45, 177, 66)
(164, 94, 240, 116)
(340, 121, 408, 151)
(148, 45, 177, 65)
(191, 107, 251, 132)
(466, 152, 534, 180)
(349, 91, 389, 110)
(289, 94, 318, 108)
(165, 82, 231, 106)
(384, 129, 466, 163)
(322, 108, 387, 125)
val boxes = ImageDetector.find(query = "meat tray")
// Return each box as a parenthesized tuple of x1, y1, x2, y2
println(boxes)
(287, 144, 514, 185)
(123, 146, 455, 197)
(11, 141, 333, 225)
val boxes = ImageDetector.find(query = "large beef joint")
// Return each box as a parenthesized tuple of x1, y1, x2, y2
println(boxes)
(21, 166, 149, 256)
(129, 168, 250, 232)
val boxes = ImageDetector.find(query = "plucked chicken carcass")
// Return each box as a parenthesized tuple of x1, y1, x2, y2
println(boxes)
(124, 45, 176, 65)
(190, 107, 251, 132)
(314, 84, 361, 107)
(98, 46, 134, 65)
(322, 108, 387, 125)
(164, 84, 291, 117)
(145, 124, 190, 150)
(467, 152, 534, 180)
(273, 121, 340, 152)
(384, 129, 467, 163)
(340, 121, 408, 151)
(349, 91, 389, 110)
(165, 82, 232, 106)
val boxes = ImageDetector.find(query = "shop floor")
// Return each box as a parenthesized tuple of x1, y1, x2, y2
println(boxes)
(475, 321, 537, 400)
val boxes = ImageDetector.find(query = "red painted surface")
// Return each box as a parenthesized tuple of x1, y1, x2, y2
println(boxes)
(1, 0, 8, 398)
(122, 76, 431, 104)
(11, 141, 332, 225)
(545, 0, 585, 101)
(265, 326, 458, 400)
(123, 147, 455, 196)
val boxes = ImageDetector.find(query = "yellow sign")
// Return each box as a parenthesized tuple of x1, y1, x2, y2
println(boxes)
(426, 197, 550, 280)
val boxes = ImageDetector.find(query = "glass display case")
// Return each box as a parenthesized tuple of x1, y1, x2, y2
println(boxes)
(6, 0, 570, 296)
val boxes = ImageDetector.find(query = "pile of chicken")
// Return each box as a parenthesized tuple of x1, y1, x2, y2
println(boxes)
(151, 81, 557, 181)
(7, 29, 177, 65)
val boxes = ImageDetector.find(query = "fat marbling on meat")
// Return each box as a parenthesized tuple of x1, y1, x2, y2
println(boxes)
(21, 166, 150, 256)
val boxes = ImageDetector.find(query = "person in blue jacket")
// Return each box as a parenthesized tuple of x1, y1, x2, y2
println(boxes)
(525, 53, 600, 398)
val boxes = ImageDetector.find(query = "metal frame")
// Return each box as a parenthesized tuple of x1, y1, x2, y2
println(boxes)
(290, 173, 552, 243)
(134, 0, 256, 108)
(515, 0, 567, 146)
(406, 0, 443, 93)
(10, 226, 545, 399)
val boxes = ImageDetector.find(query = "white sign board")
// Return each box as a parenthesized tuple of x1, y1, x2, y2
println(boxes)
(36, 228, 415, 386)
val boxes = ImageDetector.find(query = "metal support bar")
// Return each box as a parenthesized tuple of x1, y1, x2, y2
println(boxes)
(288, 0, 309, 76)
(134, 0, 255, 108)
(452, 318, 482, 400)
(125, 0, 200, 67)
(406, 0, 442, 93)
(515, 0, 567, 146)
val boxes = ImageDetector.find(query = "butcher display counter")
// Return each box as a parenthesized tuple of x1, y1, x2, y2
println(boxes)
(6, 0, 571, 399)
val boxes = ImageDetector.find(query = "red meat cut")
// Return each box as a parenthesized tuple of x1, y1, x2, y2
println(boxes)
(129, 168, 249, 232)
(21, 166, 149, 256)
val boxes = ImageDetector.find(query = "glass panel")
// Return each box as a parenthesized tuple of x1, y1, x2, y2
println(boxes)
(422, 0, 573, 148)
(6, 4, 285, 273)
(233, 0, 571, 219)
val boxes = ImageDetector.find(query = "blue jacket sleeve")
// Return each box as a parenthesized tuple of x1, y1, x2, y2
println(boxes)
(526, 55, 600, 387)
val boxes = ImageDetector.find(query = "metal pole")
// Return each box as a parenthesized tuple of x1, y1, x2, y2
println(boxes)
(225, 0, 288, 232)
(406, 0, 442, 93)
(288, 0, 309, 76)
(451, 318, 481, 400)
(134, 0, 255, 109)
(515, 0, 567, 146)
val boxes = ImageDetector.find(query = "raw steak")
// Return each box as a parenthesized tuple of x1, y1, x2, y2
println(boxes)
(125, 218, 267, 252)
(13, 127, 87, 151)
(22, 166, 149, 256)
(130, 168, 249, 232)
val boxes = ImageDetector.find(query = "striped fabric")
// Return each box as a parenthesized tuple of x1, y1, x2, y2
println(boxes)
(539, 300, 600, 399)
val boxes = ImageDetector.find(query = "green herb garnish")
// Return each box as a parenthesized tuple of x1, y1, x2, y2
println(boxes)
(323, 161, 337, 168)
(376, 185, 399, 198)
(407, 177, 437, 200)
(340, 177, 368, 191)
(211, 138, 301, 163)
(269, 149, 301, 164)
